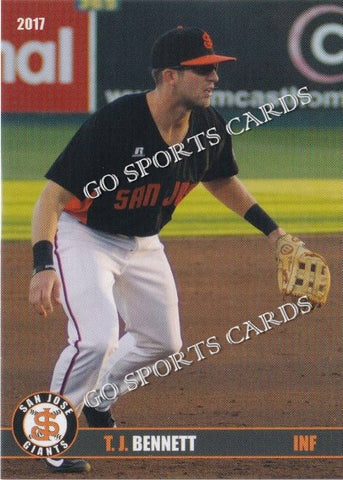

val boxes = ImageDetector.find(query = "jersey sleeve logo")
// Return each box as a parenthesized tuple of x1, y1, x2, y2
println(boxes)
(132, 147, 146, 158)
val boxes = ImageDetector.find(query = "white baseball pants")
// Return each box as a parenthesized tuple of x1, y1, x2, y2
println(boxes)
(51, 212, 182, 415)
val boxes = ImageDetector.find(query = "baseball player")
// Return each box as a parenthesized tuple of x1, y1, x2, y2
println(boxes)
(28, 27, 330, 473)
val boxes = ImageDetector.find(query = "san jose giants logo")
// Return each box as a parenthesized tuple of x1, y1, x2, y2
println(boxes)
(12, 392, 78, 457)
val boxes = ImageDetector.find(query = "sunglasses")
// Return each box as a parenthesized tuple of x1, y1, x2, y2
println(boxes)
(171, 64, 219, 76)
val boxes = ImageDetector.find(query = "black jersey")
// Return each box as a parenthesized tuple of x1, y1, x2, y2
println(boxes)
(46, 93, 238, 236)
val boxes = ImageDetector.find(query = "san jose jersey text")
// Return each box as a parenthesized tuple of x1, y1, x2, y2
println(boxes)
(46, 93, 238, 236)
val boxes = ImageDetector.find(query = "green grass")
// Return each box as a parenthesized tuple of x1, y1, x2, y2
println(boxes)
(234, 127, 342, 179)
(2, 122, 341, 240)
(2, 122, 81, 180)
(163, 179, 341, 236)
(1, 124, 342, 179)
(2, 179, 341, 240)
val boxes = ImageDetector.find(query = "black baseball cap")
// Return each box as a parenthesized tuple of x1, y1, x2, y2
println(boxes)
(151, 26, 237, 68)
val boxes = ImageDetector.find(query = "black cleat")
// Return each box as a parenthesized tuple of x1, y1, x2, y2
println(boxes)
(83, 405, 116, 427)
(43, 457, 91, 473)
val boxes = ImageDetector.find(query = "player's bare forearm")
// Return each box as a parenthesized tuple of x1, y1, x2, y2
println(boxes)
(30, 181, 73, 317)
(202, 176, 286, 241)
(32, 180, 73, 244)
(202, 176, 257, 216)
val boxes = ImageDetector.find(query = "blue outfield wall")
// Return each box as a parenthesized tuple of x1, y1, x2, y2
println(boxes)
(94, 0, 342, 126)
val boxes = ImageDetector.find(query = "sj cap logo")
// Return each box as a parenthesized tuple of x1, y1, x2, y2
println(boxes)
(202, 32, 213, 50)
(12, 391, 78, 457)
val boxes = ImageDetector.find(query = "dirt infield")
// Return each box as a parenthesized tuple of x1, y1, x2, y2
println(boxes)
(1, 235, 342, 478)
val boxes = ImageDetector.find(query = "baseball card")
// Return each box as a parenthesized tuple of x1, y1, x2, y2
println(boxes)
(1, 1, 342, 479)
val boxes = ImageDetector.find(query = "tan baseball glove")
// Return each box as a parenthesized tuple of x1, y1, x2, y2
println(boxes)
(276, 234, 331, 308)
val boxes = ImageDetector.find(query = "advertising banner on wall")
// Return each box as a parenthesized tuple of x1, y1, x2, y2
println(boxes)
(1, 0, 94, 112)
(96, 0, 343, 119)
(2, 0, 342, 116)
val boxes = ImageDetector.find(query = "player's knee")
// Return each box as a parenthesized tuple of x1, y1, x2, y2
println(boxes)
(94, 340, 112, 357)
(81, 337, 116, 363)
(158, 336, 182, 357)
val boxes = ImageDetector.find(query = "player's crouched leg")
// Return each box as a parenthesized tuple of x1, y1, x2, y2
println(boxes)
(134, 304, 183, 363)
(149, 332, 183, 360)
(49, 321, 119, 428)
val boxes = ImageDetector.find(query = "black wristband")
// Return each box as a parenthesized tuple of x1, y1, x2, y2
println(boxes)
(244, 204, 278, 236)
(33, 240, 54, 269)
(32, 265, 56, 277)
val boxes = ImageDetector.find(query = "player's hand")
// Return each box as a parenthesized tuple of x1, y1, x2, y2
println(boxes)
(29, 270, 62, 318)
(267, 227, 287, 245)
